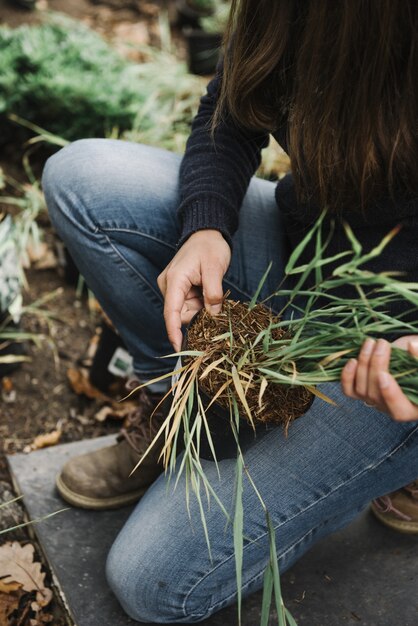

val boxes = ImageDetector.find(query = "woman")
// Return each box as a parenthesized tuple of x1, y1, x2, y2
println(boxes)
(42, 0, 418, 622)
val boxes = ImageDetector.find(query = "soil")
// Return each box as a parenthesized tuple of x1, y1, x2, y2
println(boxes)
(186, 299, 314, 428)
(0, 0, 174, 623)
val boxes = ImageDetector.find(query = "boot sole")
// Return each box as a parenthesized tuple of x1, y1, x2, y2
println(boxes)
(371, 504, 418, 535)
(56, 475, 147, 510)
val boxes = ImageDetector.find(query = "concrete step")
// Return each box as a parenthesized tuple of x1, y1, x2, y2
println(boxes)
(7, 437, 418, 626)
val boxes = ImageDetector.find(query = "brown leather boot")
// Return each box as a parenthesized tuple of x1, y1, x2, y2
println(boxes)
(56, 389, 171, 510)
(371, 480, 418, 534)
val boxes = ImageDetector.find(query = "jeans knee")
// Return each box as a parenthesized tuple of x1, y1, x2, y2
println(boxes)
(43, 137, 103, 197)
(105, 537, 210, 624)
(42, 138, 111, 238)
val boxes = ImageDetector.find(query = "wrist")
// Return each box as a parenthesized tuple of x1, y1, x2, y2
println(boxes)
(188, 229, 224, 241)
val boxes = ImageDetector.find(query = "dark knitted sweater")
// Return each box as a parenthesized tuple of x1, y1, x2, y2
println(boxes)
(177, 67, 418, 320)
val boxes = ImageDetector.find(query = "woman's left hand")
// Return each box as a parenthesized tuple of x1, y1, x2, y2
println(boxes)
(341, 335, 418, 422)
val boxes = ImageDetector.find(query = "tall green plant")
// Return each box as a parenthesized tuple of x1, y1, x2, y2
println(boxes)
(131, 216, 418, 625)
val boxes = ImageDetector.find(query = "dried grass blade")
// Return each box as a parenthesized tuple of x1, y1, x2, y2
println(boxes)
(197, 393, 220, 474)
(130, 412, 173, 474)
(305, 385, 336, 405)
(231, 365, 254, 427)
(0, 495, 23, 509)
(199, 355, 227, 380)
(258, 377, 268, 409)
(318, 348, 353, 367)
(0, 507, 68, 536)
(205, 379, 232, 410)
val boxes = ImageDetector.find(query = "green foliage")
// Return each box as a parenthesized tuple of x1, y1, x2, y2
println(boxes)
(133, 217, 418, 626)
(0, 16, 203, 144)
(200, 1, 231, 33)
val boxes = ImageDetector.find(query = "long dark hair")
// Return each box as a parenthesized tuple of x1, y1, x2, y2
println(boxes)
(216, 0, 418, 212)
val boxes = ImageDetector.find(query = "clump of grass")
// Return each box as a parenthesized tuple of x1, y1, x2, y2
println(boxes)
(186, 299, 313, 429)
(132, 214, 418, 626)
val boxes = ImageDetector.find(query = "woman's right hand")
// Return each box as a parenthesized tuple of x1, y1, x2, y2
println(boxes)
(157, 229, 232, 352)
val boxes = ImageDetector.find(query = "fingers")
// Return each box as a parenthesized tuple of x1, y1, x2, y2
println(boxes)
(341, 337, 385, 406)
(367, 339, 391, 404)
(353, 338, 375, 397)
(343, 338, 390, 405)
(341, 337, 418, 422)
(201, 264, 224, 315)
(408, 339, 418, 358)
(341, 358, 359, 398)
(163, 271, 191, 352)
(378, 371, 418, 422)
(181, 292, 204, 325)
(157, 231, 231, 351)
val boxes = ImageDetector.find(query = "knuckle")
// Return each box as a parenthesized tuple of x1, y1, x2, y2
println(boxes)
(205, 290, 223, 304)
(165, 267, 176, 280)
(354, 383, 365, 399)
(357, 352, 370, 364)
(392, 411, 409, 422)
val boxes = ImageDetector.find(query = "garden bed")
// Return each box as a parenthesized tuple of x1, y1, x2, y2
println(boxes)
(0, 1, 168, 623)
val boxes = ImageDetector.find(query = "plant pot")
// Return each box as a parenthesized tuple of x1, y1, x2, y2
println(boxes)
(175, 0, 213, 29)
(183, 27, 222, 76)
(89, 321, 133, 393)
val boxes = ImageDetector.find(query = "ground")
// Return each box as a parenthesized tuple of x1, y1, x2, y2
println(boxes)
(0, 0, 171, 623)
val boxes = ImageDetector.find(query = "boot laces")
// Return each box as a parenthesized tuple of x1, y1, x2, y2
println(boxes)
(403, 480, 418, 499)
(373, 494, 413, 522)
(119, 387, 166, 455)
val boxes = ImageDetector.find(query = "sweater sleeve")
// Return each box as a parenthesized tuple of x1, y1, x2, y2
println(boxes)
(177, 62, 271, 248)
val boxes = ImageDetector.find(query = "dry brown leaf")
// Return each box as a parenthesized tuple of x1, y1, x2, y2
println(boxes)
(25, 242, 57, 270)
(0, 542, 52, 608)
(25, 430, 62, 453)
(0, 579, 22, 593)
(67, 367, 112, 401)
(30, 611, 54, 625)
(2, 377, 13, 393)
(94, 401, 137, 422)
(0, 589, 21, 623)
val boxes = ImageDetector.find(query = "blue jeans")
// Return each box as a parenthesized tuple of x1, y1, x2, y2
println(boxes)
(43, 139, 418, 624)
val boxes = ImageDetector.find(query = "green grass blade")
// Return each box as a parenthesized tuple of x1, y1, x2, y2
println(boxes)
(260, 564, 274, 626)
(249, 262, 273, 309)
(233, 454, 244, 625)
(0, 507, 68, 536)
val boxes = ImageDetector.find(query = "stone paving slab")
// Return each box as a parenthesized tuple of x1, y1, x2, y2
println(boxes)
(7, 437, 418, 626)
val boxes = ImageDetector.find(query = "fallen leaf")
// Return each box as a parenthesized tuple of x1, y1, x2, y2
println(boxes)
(67, 367, 112, 401)
(24, 430, 61, 453)
(0, 589, 21, 623)
(0, 579, 22, 593)
(30, 611, 54, 624)
(25, 242, 57, 270)
(0, 542, 52, 608)
(2, 377, 13, 393)
(94, 402, 138, 422)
